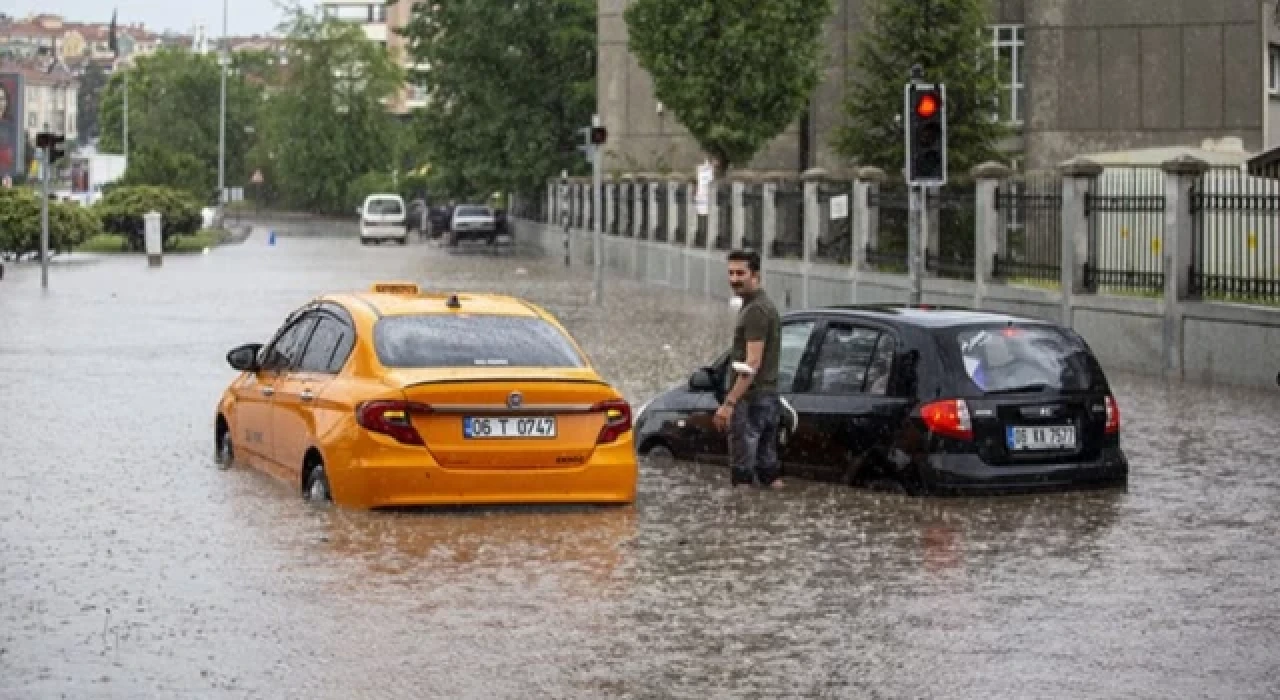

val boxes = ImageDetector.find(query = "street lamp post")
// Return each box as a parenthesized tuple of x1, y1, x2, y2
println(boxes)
(217, 0, 229, 223)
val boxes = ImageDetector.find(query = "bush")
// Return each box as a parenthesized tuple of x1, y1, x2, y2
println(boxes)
(94, 185, 202, 251)
(346, 171, 399, 214)
(0, 188, 103, 259)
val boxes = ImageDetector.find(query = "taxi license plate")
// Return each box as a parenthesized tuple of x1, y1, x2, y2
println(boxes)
(1007, 425, 1076, 450)
(464, 416, 557, 439)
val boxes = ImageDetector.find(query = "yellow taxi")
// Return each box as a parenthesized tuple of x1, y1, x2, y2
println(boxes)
(214, 282, 637, 509)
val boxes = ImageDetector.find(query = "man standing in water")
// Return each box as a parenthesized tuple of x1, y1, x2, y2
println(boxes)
(713, 249, 784, 489)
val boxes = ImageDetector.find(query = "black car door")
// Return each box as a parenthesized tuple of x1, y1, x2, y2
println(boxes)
(689, 318, 821, 466)
(784, 320, 910, 482)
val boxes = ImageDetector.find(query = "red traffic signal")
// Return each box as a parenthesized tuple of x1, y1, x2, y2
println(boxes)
(915, 92, 940, 119)
(590, 126, 607, 145)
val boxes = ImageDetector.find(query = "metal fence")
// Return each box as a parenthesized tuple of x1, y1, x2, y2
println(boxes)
(867, 182, 909, 273)
(815, 181, 853, 264)
(772, 182, 804, 259)
(673, 185, 687, 244)
(993, 171, 1062, 284)
(609, 186, 619, 235)
(924, 182, 977, 281)
(714, 184, 732, 250)
(743, 184, 764, 252)
(1191, 168, 1280, 304)
(1084, 166, 1166, 295)
(654, 183, 669, 242)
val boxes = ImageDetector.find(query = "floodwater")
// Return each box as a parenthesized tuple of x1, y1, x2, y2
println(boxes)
(1, 229, 1278, 699)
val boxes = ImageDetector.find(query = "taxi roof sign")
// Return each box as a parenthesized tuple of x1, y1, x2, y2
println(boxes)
(370, 282, 420, 295)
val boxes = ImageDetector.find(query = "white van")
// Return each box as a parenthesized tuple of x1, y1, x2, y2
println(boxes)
(359, 194, 408, 245)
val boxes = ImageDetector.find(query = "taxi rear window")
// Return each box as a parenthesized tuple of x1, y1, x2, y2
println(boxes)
(374, 315, 585, 368)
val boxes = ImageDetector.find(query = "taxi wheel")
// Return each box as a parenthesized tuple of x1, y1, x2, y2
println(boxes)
(304, 461, 332, 504)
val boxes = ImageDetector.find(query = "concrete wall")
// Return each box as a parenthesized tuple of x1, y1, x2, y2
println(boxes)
(600, 0, 1270, 174)
(512, 218, 1280, 391)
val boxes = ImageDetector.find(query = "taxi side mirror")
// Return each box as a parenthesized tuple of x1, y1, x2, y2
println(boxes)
(227, 343, 263, 372)
(688, 367, 717, 392)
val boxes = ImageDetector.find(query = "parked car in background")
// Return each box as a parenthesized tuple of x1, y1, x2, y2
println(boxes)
(359, 194, 408, 245)
(634, 306, 1128, 496)
(447, 205, 498, 246)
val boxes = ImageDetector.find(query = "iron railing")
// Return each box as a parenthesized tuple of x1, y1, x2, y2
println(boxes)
(714, 184, 732, 250)
(1190, 168, 1280, 304)
(673, 185, 687, 244)
(743, 183, 764, 252)
(866, 183, 909, 272)
(1084, 166, 1166, 295)
(772, 181, 804, 259)
(815, 181, 853, 264)
(993, 171, 1062, 284)
(654, 183, 669, 242)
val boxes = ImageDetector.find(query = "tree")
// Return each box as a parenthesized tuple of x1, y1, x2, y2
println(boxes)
(624, 0, 834, 174)
(834, 0, 1007, 177)
(98, 48, 264, 202)
(256, 8, 403, 214)
(95, 185, 202, 251)
(399, 0, 596, 197)
(76, 61, 108, 144)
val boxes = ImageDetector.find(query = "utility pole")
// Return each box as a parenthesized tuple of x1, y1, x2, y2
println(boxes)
(39, 144, 50, 289)
(217, 0, 229, 222)
(122, 69, 129, 157)
(560, 170, 570, 267)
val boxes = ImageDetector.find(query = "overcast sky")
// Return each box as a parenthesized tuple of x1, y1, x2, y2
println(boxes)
(5, 0, 319, 36)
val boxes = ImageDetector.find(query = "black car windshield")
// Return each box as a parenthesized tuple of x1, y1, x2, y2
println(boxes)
(456, 206, 490, 217)
(374, 314, 585, 368)
(946, 324, 1105, 394)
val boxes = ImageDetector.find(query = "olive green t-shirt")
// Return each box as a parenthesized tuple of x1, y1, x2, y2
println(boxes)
(731, 289, 781, 397)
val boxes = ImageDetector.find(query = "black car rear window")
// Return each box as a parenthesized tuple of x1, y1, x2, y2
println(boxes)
(945, 324, 1106, 394)
(374, 314, 585, 368)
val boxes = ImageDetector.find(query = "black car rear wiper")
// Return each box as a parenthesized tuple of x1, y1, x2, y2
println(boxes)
(982, 382, 1052, 395)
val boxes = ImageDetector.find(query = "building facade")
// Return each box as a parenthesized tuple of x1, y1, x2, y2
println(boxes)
(600, 0, 1277, 174)
(319, 0, 427, 114)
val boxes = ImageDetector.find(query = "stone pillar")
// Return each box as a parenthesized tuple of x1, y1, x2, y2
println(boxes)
(647, 176, 660, 240)
(761, 174, 780, 261)
(144, 210, 163, 267)
(802, 167, 827, 265)
(667, 179, 679, 243)
(971, 162, 1013, 308)
(685, 179, 700, 249)
(706, 179, 721, 251)
(731, 177, 747, 250)
(1162, 155, 1211, 378)
(853, 167, 886, 271)
(604, 178, 615, 235)
(1058, 158, 1103, 327)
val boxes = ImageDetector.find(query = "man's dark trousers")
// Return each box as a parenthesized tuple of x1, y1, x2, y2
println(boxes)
(729, 392, 781, 486)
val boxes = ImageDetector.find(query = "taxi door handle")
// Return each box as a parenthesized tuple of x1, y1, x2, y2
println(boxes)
(261, 386, 275, 397)
(300, 389, 315, 402)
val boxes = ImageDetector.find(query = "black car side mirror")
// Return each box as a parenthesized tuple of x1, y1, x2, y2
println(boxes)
(689, 367, 717, 392)
(227, 343, 263, 372)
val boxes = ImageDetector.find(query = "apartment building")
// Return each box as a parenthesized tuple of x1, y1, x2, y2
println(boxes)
(0, 59, 78, 142)
(600, 0, 1279, 173)
(319, 0, 426, 114)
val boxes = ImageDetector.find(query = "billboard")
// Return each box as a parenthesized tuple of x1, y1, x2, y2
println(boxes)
(0, 72, 25, 179)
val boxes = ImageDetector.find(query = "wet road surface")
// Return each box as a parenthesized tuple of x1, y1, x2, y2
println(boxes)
(2, 230, 1279, 698)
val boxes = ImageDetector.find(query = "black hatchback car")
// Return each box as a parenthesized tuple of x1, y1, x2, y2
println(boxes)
(634, 306, 1129, 495)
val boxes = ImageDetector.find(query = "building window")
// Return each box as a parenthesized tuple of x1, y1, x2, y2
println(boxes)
(990, 25, 1025, 125)
(1270, 44, 1280, 96)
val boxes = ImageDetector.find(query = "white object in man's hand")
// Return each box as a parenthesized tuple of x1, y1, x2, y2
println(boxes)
(732, 361, 755, 376)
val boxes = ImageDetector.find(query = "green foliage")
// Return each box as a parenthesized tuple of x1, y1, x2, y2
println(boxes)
(98, 47, 265, 201)
(255, 9, 404, 215)
(346, 171, 400, 212)
(0, 188, 103, 258)
(834, 0, 1007, 176)
(94, 185, 202, 251)
(76, 61, 109, 144)
(399, 0, 596, 198)
(624, 0, 834, 173)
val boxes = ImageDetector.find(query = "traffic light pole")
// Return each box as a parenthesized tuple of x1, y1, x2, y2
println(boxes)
(39, 145, 50, 289)
(591, 116, 604, 306)
(908, 185, 924, 305)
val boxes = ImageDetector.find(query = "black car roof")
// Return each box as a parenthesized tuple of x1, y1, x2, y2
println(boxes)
(785, 305, 1057, 330)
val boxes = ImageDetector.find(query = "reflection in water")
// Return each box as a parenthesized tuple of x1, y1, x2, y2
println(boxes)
(0, 233, 1278, 698)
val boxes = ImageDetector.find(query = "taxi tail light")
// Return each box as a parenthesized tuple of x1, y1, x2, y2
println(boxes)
(357, 400, 431, 445)
(920, 399, 973, 441)
(1104, 395, 1120, 435)
(593, 399, 632, 444)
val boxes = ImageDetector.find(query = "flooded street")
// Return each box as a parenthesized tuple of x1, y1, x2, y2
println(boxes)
(2, 229, 1279, 699)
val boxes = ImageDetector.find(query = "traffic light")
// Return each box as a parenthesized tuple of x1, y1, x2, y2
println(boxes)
(590, 126, 607, 145)
(35, 131, 68, 164)
(905, 83, 946, 185)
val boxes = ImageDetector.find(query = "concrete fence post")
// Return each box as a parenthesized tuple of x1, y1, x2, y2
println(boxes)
(667, 179, 679, 243)
(1058, 158, 1104, 327)
(731, 177, 747, 250)
(685, 179, 699, 250)
(971, 161, 1014, 309)
(761, 174, 780, 262)
(647, 176, 659, 240)
(604, 178, 615, 236)
(801, 168, 828, 308)
(853, 167, 886, 272)
(706, 179, 721, 252)
(144, 210, 163, 267)
(1161, 155, 1211, 379)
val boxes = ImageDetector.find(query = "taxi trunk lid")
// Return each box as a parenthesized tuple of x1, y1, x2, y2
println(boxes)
(393, 370, 622, 469)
